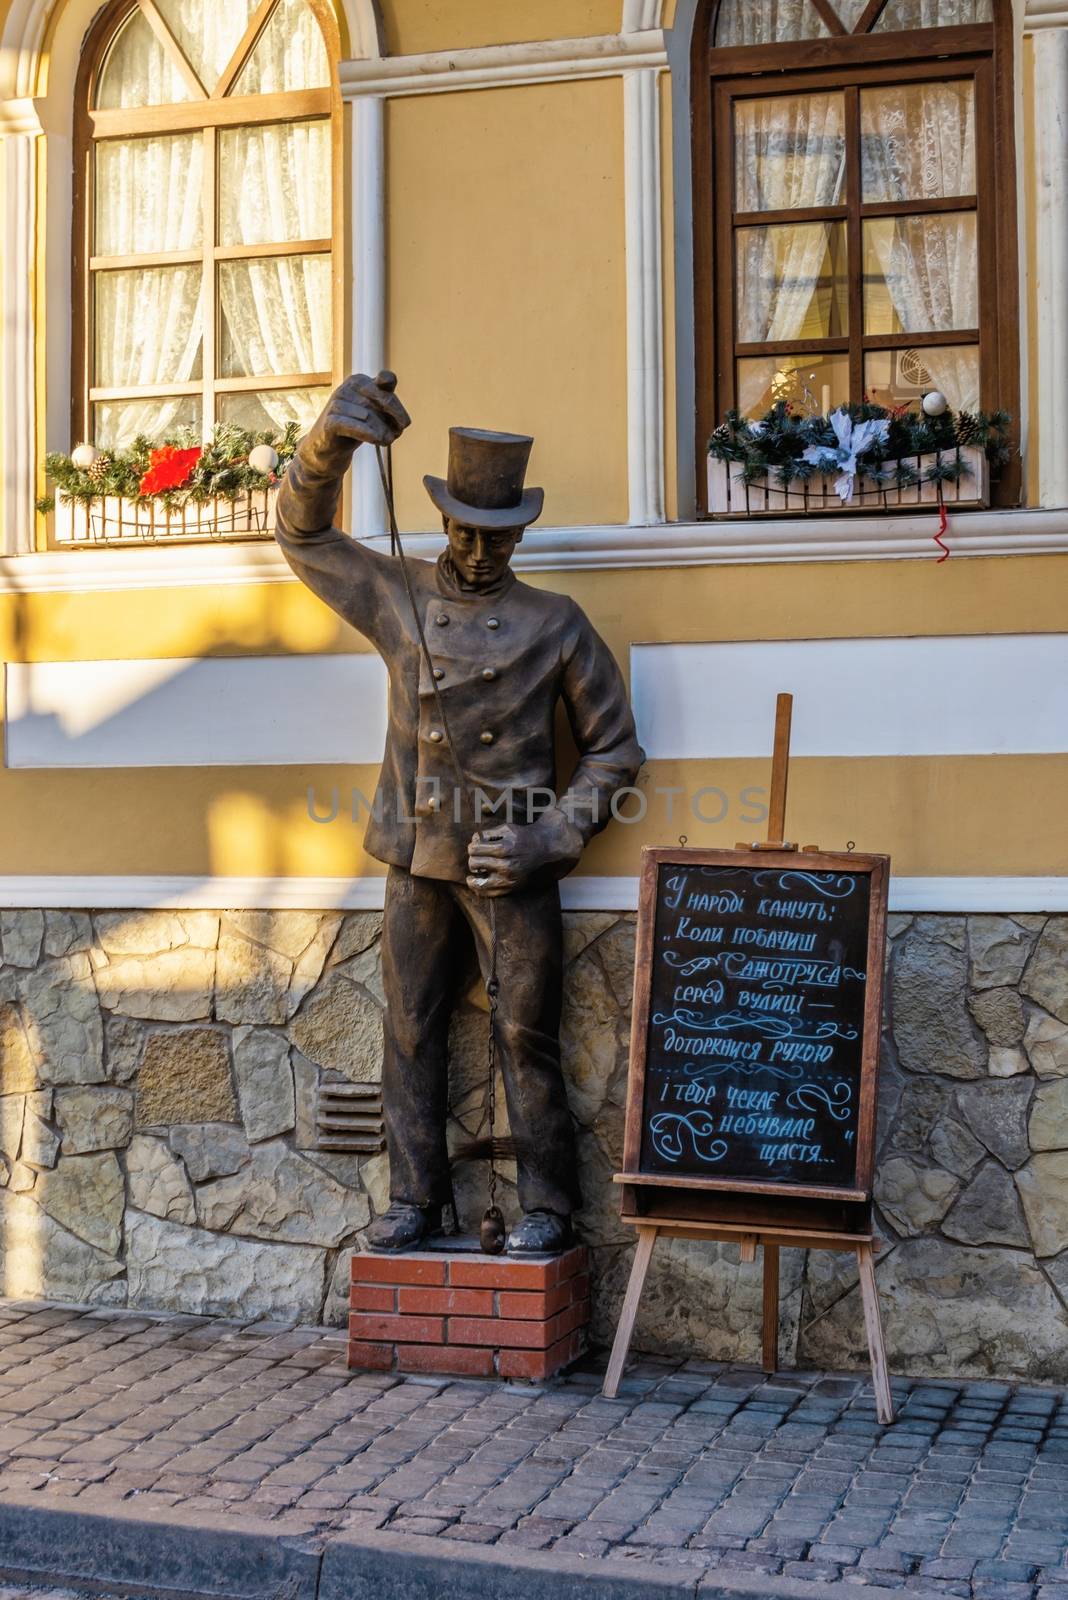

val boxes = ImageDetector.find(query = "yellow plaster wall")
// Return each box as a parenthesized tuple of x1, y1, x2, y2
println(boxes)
(377, 0, 624, 56)
(384, 78, 629, 532)
(1, 552, 1066, 883)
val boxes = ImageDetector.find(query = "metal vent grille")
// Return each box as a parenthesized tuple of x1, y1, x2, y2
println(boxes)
(315, 1073, 386, 1153)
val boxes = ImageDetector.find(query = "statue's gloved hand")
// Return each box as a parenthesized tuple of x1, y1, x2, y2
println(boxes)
(300, 371, 412, 476)
(466, 812, 583, 897)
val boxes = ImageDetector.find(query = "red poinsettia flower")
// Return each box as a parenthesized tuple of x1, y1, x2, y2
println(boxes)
(138, 445, 202, 496)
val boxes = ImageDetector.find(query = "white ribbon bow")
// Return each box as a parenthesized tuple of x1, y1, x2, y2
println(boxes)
(802, 408, 890, 503)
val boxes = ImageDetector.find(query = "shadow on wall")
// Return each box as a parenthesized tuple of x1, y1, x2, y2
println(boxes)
(1, 906, 1068, 1383)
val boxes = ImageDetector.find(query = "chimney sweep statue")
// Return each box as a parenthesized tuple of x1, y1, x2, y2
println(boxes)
(275, 372, 644, 1255)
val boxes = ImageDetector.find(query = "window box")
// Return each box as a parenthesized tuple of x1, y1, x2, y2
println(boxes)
(54, 489, 276, 546)
(707, 446, 989, 519)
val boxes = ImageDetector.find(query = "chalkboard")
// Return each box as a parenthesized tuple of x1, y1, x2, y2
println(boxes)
(621, 848, 889, 1201)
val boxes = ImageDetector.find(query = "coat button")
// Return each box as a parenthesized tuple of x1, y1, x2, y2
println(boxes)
(429, 730, 444, 743)
(433, 667, 445, 680)
(435, 613, 449, 626)
(486, 617, 500, 630)
(482, 668, 496, 681)
(480, 731, 494, 745)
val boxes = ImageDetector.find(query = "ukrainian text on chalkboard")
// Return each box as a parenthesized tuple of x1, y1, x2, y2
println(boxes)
(639, 864, 871, 1188)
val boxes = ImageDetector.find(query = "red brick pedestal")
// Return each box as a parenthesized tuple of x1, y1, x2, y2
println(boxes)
(348, 1243, 589, 1381)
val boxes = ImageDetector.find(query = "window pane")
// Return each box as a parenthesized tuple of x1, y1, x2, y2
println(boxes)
(735, 94, 846, 213)
(218, 122, 331, 246)
(863, 213, 977, 335)
(219, 386, 329, 434)
(234, 0, 329, 93)
(716, 0, 827, 45)
(218, 256, 331, 377)
(737, 352, 850, 418)
(861, 82, 976, 202)
(874, 0, 991, 29)
(831, 0, 869, 25)
(93, 396, 201, 451)
(95, 7, 193, 107)
(95, 136, 203, 255)
(94, 266, 203, 387)
(153, 0, 258, 91)
(737, 222, 847, 342)
(865, 347, 979, 412)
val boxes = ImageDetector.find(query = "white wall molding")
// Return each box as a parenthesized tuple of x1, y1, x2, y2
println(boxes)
(624, 69, 666, 527)
(1025, 0, 1068, 28)
(4, 506, 1068, 594)
(623, 0, 666, 29)
(632, 635, 1068, 759)
(337, 31, 668, 98)
(349, 94, 387, 538)
(1032, 28, 1068, 507)
(1, 114, 40, 557)
(0, 874, 1063, 913)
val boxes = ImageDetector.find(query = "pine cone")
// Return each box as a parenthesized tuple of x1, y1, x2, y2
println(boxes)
(87, 453, 111, 487)
(954, 411, 984, 447)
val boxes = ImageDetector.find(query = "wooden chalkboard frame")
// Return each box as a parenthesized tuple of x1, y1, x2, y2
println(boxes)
(619, 846, 890, 1204)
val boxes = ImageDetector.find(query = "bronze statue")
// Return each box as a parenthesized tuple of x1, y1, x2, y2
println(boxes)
(275, 373, 643, 1254)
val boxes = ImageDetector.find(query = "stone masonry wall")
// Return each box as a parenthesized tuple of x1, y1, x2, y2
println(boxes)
(0, 908, 1065, 1380)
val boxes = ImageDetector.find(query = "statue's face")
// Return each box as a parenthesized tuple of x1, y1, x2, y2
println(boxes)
(445, 518, 524, 589)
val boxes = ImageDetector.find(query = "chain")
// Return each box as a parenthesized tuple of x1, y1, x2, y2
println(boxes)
(374, 440, 502, 1222)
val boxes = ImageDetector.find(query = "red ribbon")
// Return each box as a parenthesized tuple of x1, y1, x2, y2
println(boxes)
(933, 501, 950, 563)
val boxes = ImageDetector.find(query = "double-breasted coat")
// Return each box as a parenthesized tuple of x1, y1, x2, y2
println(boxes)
(274, 441, 644, 1217)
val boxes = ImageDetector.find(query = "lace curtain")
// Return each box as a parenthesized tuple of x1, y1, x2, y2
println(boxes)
(92, 0, 331, 447)
(736, 83, 978, 408)
(861, 82, 978, 406)
(217, 119, 332, 428)
(735, 94, 846, 344)
(716, 0, 826, 44)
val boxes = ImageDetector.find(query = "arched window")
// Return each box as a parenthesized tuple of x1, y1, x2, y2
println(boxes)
(74, 0, 340, 450)
(694, 0, 1018, 506)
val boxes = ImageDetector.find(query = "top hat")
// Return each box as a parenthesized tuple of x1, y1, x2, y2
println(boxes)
(423, 427, 544, 531)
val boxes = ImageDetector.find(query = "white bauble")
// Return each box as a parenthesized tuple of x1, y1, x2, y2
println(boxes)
(71, 443, 100, 470)
(249, 444, 279, 474)
(921, 391, 948, 417)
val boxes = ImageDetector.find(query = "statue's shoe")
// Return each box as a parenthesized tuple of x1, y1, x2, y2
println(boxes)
(364, 1202, 439, 1253)
(506, 1209, 574, 1256)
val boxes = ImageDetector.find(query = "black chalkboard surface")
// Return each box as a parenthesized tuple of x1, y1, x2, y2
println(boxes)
(621, 848, 889, 1201)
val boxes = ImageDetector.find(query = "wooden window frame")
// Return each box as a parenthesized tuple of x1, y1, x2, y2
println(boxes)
(72, 0, 344, 448)
(691, 3, 1021, 514)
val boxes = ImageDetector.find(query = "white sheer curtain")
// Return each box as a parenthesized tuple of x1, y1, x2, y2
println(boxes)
(235, 0, 329, 93)
(95, 8, 191, 108)
(861, 82, 979, 407)
(735, 94, 846, 345)
(153, 0, 257, 89)
(92, 132, 203, 447)
(716, 0, 826, 44)
(217, 116, 332, 428)
(874, 0, 992, 28)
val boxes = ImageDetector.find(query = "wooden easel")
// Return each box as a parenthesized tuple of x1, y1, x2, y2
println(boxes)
(603, 694, 894, 1424)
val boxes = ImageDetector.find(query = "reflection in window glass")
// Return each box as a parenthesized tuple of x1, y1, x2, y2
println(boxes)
(737, 222, 848, 342)
(218, 386, 330, 434)
(874, 0, 992, 29)
(716, 0, 827, 44)
(94, 267, 203, 388)
(153, 0, 257, 89)
(93, 397, 202, 451)
(735, 93, 846, 212)
(865, 347, 979, 412)
(234, 0, 329, 93)
(95, 8, 192, 108)
(218, 121, 331, 246)
(95, 135, 203, 255)
(737, 352, 850, 418)
(863, 213, 977, 335)
(861, 81, 976, 202)
(218, 257, 332, 378)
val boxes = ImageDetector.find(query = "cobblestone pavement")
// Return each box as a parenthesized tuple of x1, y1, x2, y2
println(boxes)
(1, 1299, 1068, 1599)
